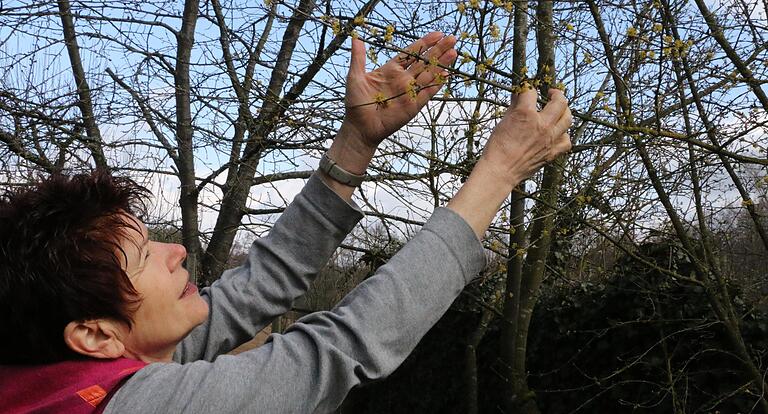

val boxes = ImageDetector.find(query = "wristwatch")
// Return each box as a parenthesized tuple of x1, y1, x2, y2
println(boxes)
(319, 152, 366, 187)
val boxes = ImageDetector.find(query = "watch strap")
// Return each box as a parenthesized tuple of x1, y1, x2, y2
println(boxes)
(319, 153, 366, 187)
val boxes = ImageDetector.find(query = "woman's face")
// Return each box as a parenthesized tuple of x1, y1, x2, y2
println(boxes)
(117, 214, 209, 362)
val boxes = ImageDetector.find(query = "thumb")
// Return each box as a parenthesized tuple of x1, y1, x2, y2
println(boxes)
(508, 93, 518, 109)
(349, 38, 366, 79)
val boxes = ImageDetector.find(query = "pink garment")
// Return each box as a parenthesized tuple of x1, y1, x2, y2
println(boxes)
(0, 358, 146, 414)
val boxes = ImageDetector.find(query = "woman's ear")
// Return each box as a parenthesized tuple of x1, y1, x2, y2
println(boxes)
(63, 320, 125, 359)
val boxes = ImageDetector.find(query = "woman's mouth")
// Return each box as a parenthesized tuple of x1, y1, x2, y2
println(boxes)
(180, 281, 198, 299)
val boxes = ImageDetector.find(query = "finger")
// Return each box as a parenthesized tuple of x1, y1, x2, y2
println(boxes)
(388, 31, 443, 69)
(508, 93, 518, 109)
(554, 106, 573, 136)
(541, 89, 567, 124)
(349, 37, 367, 78)
(414, 48, 457, 87)
(514, 86, 538, 111)
(408, 35, 457, 77)
(416, 80, 444, 105)
(416, 69, 451, 105)
(547, 87, 562, 100)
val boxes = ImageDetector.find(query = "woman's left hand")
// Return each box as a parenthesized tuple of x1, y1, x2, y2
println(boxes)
(341, 32, 457, 151)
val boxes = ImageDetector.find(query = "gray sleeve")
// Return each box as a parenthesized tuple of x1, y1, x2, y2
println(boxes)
(174, 172, 364, 362)
(104, 207, 487, 414)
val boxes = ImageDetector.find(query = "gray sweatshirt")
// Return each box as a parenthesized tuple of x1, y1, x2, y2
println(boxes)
(103, 173, 486, 414)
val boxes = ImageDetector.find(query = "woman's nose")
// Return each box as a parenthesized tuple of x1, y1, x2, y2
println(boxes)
(167, 243, 187, 270)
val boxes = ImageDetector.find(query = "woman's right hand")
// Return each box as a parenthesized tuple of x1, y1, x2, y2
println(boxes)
(478, 87, 572, 187)
(446, 87, 572, 238)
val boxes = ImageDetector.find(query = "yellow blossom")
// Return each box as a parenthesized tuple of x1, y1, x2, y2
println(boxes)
(648, 50, 656, 59)
(490, 24, 500, 39)
(331, 19, 341, 35)
(583, 52, 593, 64)
(457, 2, 466, 14)
(406, 79, 419, 100)
(353, 15, 365, 26)
(373, 92, 387, 107)
(469, 0, 479, 9)
(503, 1, 512, 11)
(652, 23, 663, 33)
(369, 27, 379, 37)
(461, 51, 472, 64)
(460, 31, 470, 40)
(492, 0, 502, 6)
(384, 24, 394, 42)
(742, 198, 755, 207)
(477, 63, 487, 75)
(565, 22, 574, 31)
(627, 26, 638, 37)
(367, 48, 378, 65)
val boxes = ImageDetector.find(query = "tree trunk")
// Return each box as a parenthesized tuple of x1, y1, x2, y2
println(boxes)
(498, 0, 530, 411)
(56, 0, 108, 169)
(174, 0, 203, 283)
(465, 309, 494, 414)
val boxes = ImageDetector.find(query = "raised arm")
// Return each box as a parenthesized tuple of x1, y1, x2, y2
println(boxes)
(174, 33, 460, 361)
(107, 87, 572, 414)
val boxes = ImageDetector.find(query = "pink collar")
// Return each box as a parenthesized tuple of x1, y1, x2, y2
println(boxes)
(0, 357, 147, 414)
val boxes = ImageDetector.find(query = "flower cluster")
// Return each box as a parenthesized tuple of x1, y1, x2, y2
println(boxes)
(384, 25, 395, 43)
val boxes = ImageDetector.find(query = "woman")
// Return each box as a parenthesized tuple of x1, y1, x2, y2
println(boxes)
(0, 33, 571, 413)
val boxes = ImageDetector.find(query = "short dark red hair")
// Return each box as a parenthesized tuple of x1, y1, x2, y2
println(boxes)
(0, 170, 150, 364)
